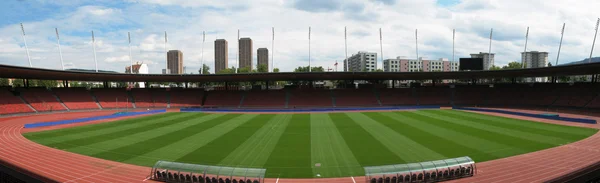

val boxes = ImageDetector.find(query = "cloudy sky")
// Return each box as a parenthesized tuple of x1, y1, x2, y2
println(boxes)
(0, 0, 599, 73)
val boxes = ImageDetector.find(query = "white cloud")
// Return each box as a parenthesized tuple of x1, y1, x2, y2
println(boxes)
(104, 55, 131, 63)
(1, 0, 599, 74)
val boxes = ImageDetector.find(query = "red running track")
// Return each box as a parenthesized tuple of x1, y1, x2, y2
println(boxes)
(0, 109, 598, 183)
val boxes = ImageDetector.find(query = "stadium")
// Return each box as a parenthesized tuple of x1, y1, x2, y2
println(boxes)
(0, 62, 599, 183)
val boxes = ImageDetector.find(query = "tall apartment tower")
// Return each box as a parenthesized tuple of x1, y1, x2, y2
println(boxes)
(343, 51, 377, 72)
(521, 51, 549, 68)
(239, 38, 253, 69)
(167, 50, 183, 74)
(257, 48, 269, 71)
(470, 52, 495, 70)
(522, 51, 549, 82)
(214, 39, 228, 73)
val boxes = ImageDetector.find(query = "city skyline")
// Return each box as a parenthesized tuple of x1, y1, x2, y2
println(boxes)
(1, 0, 599, 74)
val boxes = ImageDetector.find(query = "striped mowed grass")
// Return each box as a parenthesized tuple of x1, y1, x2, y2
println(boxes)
(23, 110, 598, 178)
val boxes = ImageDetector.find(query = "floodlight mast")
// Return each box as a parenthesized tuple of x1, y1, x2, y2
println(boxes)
(55, 28, 65, 70)
(20, 23, 32, 67)
(556, 23, 565, 66)
(523, 27, 529, 69)
(590, 18, 600, 63)
(92, 31, 98, 72)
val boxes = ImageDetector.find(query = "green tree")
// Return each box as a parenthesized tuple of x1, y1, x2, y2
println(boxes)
(217, 66, 237, 74)
(257, 64, 268, 73)
(202, 64, 211, 74)
(490, 65, 502, 70)
(502, 61, 523, 69)
(293, 66, 325, 72)
(0, 78, 8, 86)
(548, 62, 553, 67)
(237, 66, 252, 73)
(273, 68, 280, 73)
(375, 69, 383, 72)
(37, 80, 59, 88)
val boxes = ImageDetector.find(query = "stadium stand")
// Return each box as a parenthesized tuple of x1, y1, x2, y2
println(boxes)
(18, 88, 67, 112)
(453, 86, 487, 106)
(332, 89, 380, 107)
(204, 90, 244, 107)
(378, 88, 417, 106)
(52, 88, 100, 110)
(416, 87, 451, 105)
(91, 88, 133, 109)
(242, 89, 286, 107)
(131, 88, 168, 108)
(552, 84, 598, 108)
(169, 88, 204, 107)
(0, 88, 35, 115)
(287, 89, 333, 107)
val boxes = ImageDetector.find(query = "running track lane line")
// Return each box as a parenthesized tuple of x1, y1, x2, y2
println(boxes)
(1, 110, 599, 183)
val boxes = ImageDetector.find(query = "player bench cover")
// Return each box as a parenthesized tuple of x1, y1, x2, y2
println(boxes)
(364, 156, 475, 182)
(150, 160, 266, 183)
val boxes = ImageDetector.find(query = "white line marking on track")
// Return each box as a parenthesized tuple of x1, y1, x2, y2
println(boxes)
(143, 177, 149, 181)
(351, 176, 356, 183)
(276, 177, 279, 183)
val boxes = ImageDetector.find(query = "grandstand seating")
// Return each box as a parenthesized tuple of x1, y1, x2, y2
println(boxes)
(453, 86, 487, 106)
(169, 88, 204, 107)
(552, 84, 598, 108)
(19, 88, 67, 112)
(378, 88, 417, 106)
(2, 83, 600, 115)
(242, 90, 286, 107)
(91, 88, 133, 109)
(0, 89, 34, 115)
(287, 89, 333, 107)
(416, 87, 451, 105)
(131, 88, 168, 108)
(52, 88, 99, 110)
(333, 89, 380, 107)
(204, 90, 244, 107)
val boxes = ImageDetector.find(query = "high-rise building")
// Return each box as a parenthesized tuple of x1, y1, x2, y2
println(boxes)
(522, 51, 549, 68)
(343, 51, 377, 72)
(383, 57, 458, 72)
(239, 38, 253, 69)
(125, 62, 149, 88)
(167, 50, 183, 74)
(215, 39, 228, 73)
(257, 48, 269, 71)
(522, 51, 549, 82)
(470, 52, 495, 70)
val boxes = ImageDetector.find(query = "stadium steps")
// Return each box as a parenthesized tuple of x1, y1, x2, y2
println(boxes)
(89, 91, 103, 109)
(166, 91, 171, 108)
(284, 88, 290, 108)
(413, 88, 419, 105)
(548, 89, 562, 108)
(330, 90, 336, 107)
(450, 88, 456, 106)
(200, 91, 208, 107)
(17, 95, 37, 113)
(583, 91, 600, 108)
(238, 91, 246, 108)
(373, 88, 382, 106)
(50, 89, 70, 111)
(126, 90, 137, 109)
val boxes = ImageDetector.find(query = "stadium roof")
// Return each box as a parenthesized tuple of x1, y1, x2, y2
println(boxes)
(1, 62, 599, 82)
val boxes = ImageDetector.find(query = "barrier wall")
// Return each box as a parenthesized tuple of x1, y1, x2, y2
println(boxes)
(24, 109, 166, 128)
(181, 106, 441, 113)
(455, 107, 597, 124)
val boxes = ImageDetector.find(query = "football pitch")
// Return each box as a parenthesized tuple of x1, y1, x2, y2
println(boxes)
(23, 110, 598, 178)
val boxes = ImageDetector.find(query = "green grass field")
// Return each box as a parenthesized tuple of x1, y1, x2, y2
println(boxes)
(24, 110, 598, 178)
